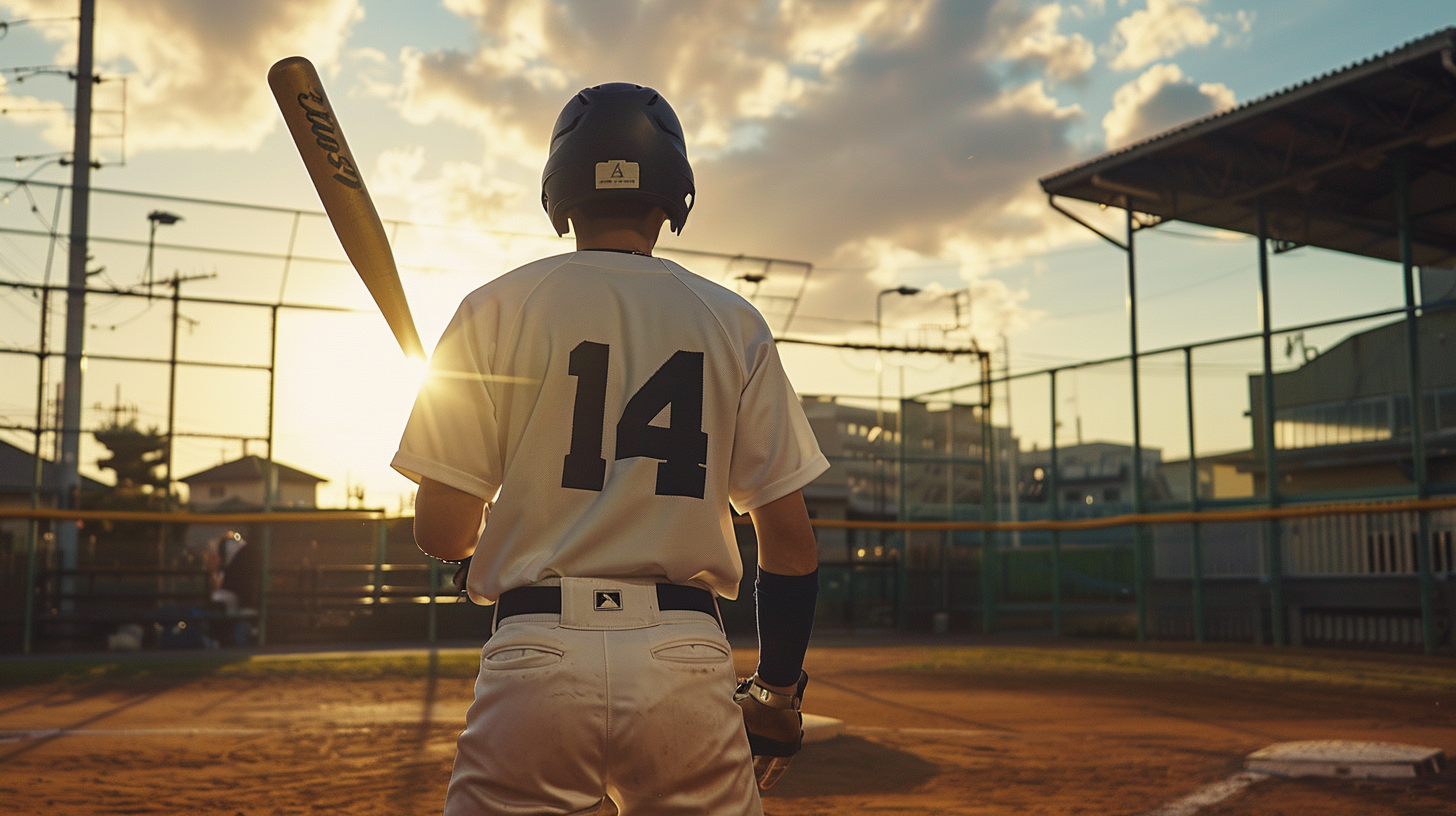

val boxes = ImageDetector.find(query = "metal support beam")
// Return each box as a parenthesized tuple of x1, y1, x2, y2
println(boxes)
(1126, 208, 1148, 642)
(980, 354, 996, 634)
(896, 369, 909, 630)
(941, 386, 954, 617)
(268, 306, 279, 460)
(428, 557, 440, 646)
(1048, 369, 1062, 637)
(256, 460, 276, 647)
(1396, 152, 1437, 656)
(1043, 194, 1149, 640)
(373, 518, 389, 608)
(164, 280, 181, 496)
(1184, 347, 1205, 643)
(22, 287, 52, 654)
(1047, 195, 1128, 250)
(1256, 200, 1286, 646)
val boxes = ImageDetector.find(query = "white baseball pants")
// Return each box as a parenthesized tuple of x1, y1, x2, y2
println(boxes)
(444, 577, 763, 815)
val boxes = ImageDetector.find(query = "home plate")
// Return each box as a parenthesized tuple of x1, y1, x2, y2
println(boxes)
(801, 713, 844, 743)
(1245, 741, 1446, 779)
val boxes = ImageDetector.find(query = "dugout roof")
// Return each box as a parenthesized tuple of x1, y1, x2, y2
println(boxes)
(1039, 27, 1456, 267)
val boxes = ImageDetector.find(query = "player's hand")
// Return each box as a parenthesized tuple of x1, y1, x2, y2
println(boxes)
(450, 556, 472, 595)
(734, 672, 808, 789)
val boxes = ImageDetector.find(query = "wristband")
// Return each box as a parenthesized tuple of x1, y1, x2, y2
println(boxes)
(743, 670, 808, 710)
(754, 567, 818, 688)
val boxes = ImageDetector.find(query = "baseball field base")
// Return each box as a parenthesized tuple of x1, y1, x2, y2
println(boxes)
(800, 713, 844, 744)
(1244, 740, 1446, 779)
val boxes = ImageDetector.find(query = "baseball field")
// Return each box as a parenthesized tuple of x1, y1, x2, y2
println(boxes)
(1, 637, 1453, 815)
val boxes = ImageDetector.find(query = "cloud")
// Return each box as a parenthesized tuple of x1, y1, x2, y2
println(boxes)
(384, 1, 1084, 275)
(0, 75, 71, 148)
(1107, 0, 1219, 71)
(2, 0, 362, 153)
(1216, 8, 1255, 48)
(1102, 62, 1234, 148)
(1000, 3, 1097, 82)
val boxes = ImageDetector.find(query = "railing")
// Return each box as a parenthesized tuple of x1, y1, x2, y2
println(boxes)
(4, 495, 1455, 654)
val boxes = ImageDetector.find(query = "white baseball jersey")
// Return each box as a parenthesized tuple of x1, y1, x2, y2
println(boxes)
(392, 249, 828, 602)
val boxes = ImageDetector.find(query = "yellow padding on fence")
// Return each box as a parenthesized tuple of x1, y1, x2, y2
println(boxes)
(6, 496, 1456, 532)
(0, 508, 387, 524)
(733, 494, 1456, 532)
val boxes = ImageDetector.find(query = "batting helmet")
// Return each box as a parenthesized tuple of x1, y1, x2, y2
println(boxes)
(541, 82, 695, 236)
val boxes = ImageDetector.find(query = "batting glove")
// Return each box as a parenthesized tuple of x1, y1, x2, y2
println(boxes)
(734, 671, 808, 789)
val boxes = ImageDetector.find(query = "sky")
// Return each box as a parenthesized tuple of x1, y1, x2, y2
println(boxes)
(0, 0, 1450, 511)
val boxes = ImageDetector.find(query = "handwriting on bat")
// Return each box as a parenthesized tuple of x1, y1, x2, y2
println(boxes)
(296, 89, 362, 190)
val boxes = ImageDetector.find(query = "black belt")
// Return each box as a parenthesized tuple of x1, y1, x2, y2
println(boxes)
(494, 584, 720, 628)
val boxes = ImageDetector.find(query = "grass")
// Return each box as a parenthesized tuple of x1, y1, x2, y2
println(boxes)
(887, 644, 1456, 691)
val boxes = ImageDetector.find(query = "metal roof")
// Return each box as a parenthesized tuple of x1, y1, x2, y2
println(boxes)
(1040, 27, 1456, 266)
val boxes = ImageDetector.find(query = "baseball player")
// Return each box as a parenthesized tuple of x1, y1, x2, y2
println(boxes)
(392, 82, 828, 814)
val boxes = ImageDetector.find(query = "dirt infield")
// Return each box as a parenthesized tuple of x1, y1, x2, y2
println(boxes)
(1, 638, 1453, 815)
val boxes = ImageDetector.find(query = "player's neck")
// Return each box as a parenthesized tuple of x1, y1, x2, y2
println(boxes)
(575, 232, 657, 255)
(571, 216, 664, 256)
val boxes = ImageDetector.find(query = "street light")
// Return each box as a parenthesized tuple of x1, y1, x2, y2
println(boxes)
(144, 210, 182, 296)
(144, 209, 183, 498)
(875, 285, 920, 516)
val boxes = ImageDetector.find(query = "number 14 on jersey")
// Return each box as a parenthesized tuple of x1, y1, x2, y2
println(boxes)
(561, 341, 708, 499)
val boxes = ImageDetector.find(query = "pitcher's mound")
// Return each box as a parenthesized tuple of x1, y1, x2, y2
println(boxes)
(1245, 740, 1446, 779)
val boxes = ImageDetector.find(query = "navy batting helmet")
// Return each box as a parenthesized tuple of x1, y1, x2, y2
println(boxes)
(541, 83, 695, 236)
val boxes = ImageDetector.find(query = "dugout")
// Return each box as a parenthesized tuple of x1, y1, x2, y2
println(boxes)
(1035, 27, 1456, 652)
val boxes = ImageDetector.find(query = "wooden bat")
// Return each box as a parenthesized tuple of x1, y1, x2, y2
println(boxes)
(268, 56, 426, 359)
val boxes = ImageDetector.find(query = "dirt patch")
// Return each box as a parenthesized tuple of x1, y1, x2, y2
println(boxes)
(0, 640, 1452, 815)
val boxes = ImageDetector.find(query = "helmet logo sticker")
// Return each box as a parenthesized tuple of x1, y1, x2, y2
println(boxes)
(595, 160, 640, 189)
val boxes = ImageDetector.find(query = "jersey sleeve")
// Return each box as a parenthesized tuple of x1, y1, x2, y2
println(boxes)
(391, 300, 503, 501)
(727, 328, 830, 513)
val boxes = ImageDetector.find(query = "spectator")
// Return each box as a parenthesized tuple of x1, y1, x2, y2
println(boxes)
(208, 531, 262, 645)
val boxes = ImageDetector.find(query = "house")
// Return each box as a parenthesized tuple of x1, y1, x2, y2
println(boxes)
(0, 436, 108, 509)
(179, 455, 326, 512)
(0, 438, 108, 600)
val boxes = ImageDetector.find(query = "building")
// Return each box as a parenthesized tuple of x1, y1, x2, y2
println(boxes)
(1248, 305, 1456, 496)
(1157, 451, 1256, 504)
(799, 395, 1012, 521)
(179, 455, 326, 512)
(1019, 442, 1167, 510)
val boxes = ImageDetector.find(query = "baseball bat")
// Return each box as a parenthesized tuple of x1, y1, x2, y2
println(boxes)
(268, 56, 426, 359)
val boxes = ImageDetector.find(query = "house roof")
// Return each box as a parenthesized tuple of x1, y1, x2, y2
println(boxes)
(1040, 27, 1456, 266)
(180, 455, 328, 485)
(0, 437, 107, 494)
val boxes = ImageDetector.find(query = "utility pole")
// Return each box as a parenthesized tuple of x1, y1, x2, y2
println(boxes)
(55, 0, 96, 592)
(162, 269, 212, 497)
